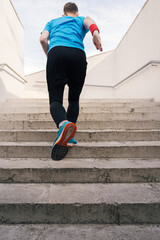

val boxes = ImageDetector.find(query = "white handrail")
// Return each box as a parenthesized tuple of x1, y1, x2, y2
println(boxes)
(85, 60, 160, 88)
(0, 63, 27, 84)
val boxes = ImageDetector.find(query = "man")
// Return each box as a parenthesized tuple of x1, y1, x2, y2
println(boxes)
(40, 2, 102, 161)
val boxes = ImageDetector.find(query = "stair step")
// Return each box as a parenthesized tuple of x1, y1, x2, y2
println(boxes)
(0, 141, 159, 158)
(0, 224, 160, 240)
(0, 130, 159, 142)
(4, 98, 155, 103)
(2, 102, 159, 109)
(1, 106, 160, 113)
(0, 112, 160, 121)
(0, 182, 160, 224)
(1, 98, 160, 228)
(0, 120, 159, 130)
(0, 158, 160, 183)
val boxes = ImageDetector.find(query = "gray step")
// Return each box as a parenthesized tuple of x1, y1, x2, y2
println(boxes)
(0, 183, 160, 224)
(0, 130, 160, 142)
(0, 158, 160, 183)
(0, 112, 160, 121)
(1, 106, 160, 113)
(0, 120, 160, 130)
(0, 224, 160, 240)
(0, 141, 159, 158)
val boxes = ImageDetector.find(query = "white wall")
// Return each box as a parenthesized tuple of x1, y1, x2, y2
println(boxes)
(83, 0, 160, 100)
(0, 0, 25, 102)
(25, 71, 48, 98)
(85, 51, 115, 86)
(115, 0, 160, 84)
(25, 0, 160, 100)
(0, 0, 24, 76)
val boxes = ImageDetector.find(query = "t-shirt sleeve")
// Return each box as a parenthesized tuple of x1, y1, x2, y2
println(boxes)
(80, 16, 89, 33)
(40, 21, 51, 34)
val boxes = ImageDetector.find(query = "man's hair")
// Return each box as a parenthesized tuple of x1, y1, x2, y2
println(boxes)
(63, 2, 78, 14)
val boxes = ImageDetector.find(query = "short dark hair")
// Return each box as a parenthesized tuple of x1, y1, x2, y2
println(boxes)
(63, 2, 78, 14)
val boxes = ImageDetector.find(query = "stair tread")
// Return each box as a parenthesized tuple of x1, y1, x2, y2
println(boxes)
(0, 129, 160, 132)
(1, 119, 159, 122)
(0, 224, 160, 240)
(0, 182, 160, 204)
(0, 158, 160, 169)
(0, 141, 160, 146)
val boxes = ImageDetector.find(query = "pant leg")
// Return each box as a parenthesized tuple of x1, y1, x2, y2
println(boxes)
(66, 48, 87, 123)
(50, 86, 67, 128)
(46, 47, 68, 128)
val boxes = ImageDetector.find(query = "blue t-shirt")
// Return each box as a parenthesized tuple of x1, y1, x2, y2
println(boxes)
(42, 16, 89, 54)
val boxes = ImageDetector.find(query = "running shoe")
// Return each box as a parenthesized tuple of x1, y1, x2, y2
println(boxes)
(51, 121, 77, 161)
(67, 138, 77, 147)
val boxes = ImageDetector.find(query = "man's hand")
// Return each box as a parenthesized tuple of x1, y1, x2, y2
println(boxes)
(92, 30, 103, 51)
(83, 16, 103, 52)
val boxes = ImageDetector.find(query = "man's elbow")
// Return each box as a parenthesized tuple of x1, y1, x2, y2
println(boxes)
(39, 35, 45, 43)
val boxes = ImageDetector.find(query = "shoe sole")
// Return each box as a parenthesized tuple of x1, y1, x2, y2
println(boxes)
(51, 144, 68, 161)
(67, 143, 77, 147)
(51, 122, 77, 161)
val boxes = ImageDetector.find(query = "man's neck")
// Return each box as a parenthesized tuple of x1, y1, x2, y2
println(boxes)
(64, 12, 78, 17)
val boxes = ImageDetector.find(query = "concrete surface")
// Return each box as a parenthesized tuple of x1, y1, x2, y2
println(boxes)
(0, 112, 160, 121)
(0, 158, 160, 183)
(4, 98, 155, 102)
(1, 106, 160, 113)
(2, 101, 159, 109)
(0, 224, 160, 240)
(0, 183, 160, 224)
(0, 129, 160, 142)
(0, 141, 159, 158)
(0, 98, 160, 227)
(0, 120, 159, 130)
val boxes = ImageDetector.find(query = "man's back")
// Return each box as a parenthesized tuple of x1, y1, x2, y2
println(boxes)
(43, 16, 89, 53)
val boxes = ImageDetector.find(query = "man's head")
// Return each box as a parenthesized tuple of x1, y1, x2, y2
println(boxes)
(63, 2, 79, 16)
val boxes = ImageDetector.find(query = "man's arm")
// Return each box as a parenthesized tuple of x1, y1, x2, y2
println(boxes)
(39, 30, 50, 56)
(83, 16, 102, 51)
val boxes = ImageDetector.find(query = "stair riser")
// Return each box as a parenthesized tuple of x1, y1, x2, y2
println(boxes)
(0, 113, 159, 121)
(0, 121, 159, 130)
(0, 203, 159, 224)
(4, 98, 154, 103)
(0, 146, 159, 158)
(0, 131, 160, 142)
(1, 106, 160, 113)
(0, 168, 159, 183)
(5, 103, 159, 108)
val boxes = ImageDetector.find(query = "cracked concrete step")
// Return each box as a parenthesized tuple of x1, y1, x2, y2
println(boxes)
(0, 130, 160, 142)
(1, 106, 160, 113)
(0, 224, 160, 240)
(0, 120, 160, 130)
(0, 158, 160, 183)
(0, 183, 160, 224)
(0, 141, 159, 158)
(0, 112, 160, 121)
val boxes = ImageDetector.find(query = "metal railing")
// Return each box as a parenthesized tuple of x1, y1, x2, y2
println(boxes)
(0, 63, 27, 84)
(85, 60, 160, 88)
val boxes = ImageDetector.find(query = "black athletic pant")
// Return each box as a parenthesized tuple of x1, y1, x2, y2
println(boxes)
(46, 46, 87, 128)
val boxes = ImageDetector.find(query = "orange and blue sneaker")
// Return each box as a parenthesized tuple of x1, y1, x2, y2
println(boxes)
(67, 138, 77, 147)
(51, 121, 77, 161)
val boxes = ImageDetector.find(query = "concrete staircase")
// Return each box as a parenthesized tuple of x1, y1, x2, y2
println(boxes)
(0, 98, 160, 240)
